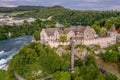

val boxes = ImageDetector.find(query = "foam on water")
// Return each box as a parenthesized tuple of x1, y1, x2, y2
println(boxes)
(0, 64, 7, 69)
(0, 58, 7, 66)
(0, 49, 16, 68)
(0, 51, 4, 55)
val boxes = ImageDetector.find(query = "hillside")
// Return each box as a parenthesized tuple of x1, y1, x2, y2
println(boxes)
(0, 6, 120, 26)
(8, 43, 119, 80)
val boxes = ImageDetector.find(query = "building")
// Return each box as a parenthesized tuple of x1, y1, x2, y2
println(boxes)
(40, 26, 96, 42)
(0, 16, 35, 25)
(40, 25, 117, 48)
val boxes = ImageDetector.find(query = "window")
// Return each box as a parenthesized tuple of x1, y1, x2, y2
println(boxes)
(87, 35, 89, 37)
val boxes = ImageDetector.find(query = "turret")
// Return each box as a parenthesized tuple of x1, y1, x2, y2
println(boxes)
(108, 24, 116, 37)
(108, 24, 117, 42)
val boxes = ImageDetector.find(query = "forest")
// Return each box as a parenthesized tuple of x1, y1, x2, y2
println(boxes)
(4, 43, 118, 80)
(0, 6, 120, 40)
(0, 6, 120, 26)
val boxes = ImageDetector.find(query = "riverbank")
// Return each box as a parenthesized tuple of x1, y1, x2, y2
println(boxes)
(0, 64, 8, 71)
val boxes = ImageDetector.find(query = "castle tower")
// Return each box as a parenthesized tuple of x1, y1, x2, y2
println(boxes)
(108, 24, 117, 42)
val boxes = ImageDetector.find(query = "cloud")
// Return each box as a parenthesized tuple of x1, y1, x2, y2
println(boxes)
(50, 1, 62, 5)
(1, 0, 16, 1)
(83, 0, 100, 3)
(0, 2, 17, 7)
(25, 0, 34, 2)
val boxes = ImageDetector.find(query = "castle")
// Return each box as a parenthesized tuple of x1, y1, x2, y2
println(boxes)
(40, 25, 117, 48)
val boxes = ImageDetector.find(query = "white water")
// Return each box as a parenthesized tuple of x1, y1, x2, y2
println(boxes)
(0, 58, 7, 66)
(0, 35, 32, 69)
(0, 51, 4, 55)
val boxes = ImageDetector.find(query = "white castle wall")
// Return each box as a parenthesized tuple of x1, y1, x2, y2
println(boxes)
(47, 36, 116, 48)
(48, 41, 70, 48)
(84, 37, 116, 48)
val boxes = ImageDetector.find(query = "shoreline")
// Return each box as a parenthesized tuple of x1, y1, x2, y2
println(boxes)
(0, 64, 8, 71)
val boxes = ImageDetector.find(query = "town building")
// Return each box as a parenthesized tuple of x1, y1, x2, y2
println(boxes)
(0, 16, 35, 25)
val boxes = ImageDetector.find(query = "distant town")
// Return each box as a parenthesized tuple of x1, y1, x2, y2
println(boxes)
(0, 16, 35, 25)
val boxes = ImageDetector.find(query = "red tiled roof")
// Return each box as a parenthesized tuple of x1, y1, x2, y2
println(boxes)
(117, 28, 120, 34)
(64, 28, 73, 34)
(44, 28, 58, 36)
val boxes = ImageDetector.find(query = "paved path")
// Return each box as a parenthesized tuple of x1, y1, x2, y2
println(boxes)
(13, 71, 26, 80)
(13, 70, 52, 80)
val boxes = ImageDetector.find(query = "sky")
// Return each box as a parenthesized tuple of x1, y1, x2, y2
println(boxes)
(0, 0, 120, 10)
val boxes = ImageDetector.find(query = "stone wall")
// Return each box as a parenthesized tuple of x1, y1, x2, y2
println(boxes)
(48, 41, 70, 48)
(84, 37, 116, 48)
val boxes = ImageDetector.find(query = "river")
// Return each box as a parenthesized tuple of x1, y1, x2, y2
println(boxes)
(0, 35, 32, 69)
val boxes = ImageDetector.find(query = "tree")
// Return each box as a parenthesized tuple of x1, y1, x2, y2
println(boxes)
(100, 50, 119, 62)
(74, 76, 84, 80)
(105, 19, 113, 30)
(106, 73, 117, 80)
(60, 35, 67, 42)
(92, 24, 100, 34)
(33, 30, 40, 40)
(51, 71, 71, 80)
(99, 27, 107, 37)
(9, 43, 63, 79)
(0, 69, 17, 80)
(95, 72, 106, 80)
